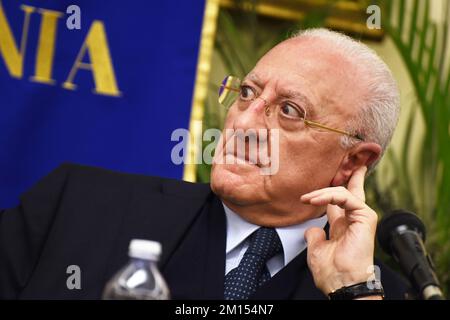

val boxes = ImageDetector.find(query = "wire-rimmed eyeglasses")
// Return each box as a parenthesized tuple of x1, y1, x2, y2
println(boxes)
(218, 75, 364, 141)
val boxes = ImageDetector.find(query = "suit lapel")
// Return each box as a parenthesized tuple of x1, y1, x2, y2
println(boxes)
(160, 192, 226, 299)
(103, 179, 212, 285)
(201, 195, 227, 299)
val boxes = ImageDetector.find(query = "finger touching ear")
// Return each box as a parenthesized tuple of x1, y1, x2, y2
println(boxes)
(347, 165, 367, 201)
(350, 142, 382, 168)
(331, 142, 382, 186)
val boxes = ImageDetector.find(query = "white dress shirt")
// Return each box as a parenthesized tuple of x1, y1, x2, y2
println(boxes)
(223, 203, 328, 276)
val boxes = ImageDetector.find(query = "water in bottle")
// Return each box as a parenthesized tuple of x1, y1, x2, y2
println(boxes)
(102, 239, 170, 300)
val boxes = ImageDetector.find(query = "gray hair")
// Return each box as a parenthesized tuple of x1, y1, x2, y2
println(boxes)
(291, 28, 400, 170)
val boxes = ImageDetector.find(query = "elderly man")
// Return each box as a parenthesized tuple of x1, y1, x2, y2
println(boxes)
(0, 28, 408, 300)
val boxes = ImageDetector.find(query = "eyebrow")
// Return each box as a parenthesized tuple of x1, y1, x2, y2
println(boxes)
(244, 72, 317, 117)
(280, 90, 315, 113)
(244, 72, 263, 87)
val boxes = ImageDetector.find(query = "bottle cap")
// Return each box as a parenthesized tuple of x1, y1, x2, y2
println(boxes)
(128, 239, 162, 260)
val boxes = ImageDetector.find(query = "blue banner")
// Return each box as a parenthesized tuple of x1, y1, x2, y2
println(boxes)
(0, 0, 205, 207)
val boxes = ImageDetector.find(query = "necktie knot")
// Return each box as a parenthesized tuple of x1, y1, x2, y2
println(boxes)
(246, 227, 282, 261)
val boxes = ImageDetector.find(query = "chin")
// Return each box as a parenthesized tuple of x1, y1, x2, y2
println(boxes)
(210, 164, 267, 205)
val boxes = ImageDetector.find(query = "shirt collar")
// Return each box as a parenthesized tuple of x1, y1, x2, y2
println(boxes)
(223, 202, 328, 265)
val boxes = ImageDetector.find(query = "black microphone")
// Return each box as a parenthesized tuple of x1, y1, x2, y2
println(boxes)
(377, 209, 444, 300)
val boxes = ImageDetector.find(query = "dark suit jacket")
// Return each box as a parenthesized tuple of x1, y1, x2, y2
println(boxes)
(0, 163, 410, 299)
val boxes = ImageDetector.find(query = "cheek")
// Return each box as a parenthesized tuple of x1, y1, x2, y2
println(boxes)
(274, 134, 343, 187)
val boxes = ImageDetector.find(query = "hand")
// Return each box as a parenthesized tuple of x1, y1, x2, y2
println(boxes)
(300, 166, 378, 296)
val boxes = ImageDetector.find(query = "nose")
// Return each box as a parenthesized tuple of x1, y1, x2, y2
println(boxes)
(233, 96, 268, 132)
(232, 96, 271, 147)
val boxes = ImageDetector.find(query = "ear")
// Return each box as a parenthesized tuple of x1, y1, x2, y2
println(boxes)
(331, 142, 382, 186)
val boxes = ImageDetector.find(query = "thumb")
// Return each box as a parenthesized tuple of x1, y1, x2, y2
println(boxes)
(305, 227, 326, 249)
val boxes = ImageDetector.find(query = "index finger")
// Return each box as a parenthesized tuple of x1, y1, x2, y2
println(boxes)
(347, 166, 367, 201)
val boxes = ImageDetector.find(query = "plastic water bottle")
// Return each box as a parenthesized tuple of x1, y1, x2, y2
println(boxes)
(102, 239, 170, 300)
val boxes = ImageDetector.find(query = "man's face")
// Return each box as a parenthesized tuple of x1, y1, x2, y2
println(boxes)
(210, 37, 366, 226)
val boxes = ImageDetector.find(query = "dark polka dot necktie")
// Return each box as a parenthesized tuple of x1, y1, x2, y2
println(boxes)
(224, 227, 282, 300)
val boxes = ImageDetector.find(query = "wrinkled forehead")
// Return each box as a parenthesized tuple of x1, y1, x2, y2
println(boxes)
(254, 38, 359, 84)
